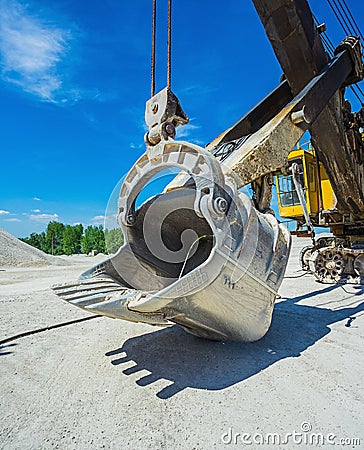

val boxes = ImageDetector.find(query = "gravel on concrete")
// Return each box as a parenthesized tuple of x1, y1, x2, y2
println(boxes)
(0, 237, 363, 450)
(0, 229, 70, 268)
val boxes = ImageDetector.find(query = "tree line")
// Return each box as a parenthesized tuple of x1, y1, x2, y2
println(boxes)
(20, 221, 124, 256)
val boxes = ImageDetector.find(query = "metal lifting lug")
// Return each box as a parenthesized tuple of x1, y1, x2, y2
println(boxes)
(144, 87, 189, 146)
(335, 36, 364, 86)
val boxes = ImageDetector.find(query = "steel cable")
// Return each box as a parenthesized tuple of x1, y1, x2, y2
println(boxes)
(0, 315, 101, 346)
(336, 0, 364, 42)
(150, 0, 173, 95)
(151, 0, 157, 97)
(315, 9, 364, 105)
(341, 0, 364, 41)
(167, 0, 172, 89)
(327, 0, 351, 35)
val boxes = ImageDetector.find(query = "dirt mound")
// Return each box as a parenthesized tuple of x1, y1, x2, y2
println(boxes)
(0, 229, 69, 267)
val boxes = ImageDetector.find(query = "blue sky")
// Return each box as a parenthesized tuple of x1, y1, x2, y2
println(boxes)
(0, 0, 363, 237)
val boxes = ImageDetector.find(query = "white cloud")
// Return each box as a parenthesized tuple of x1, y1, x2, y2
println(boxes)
(31, 209, 41, 213)
(30, 213, 59, 222)
(92, 215, 105, 222)
(0, 0, 77, 103)
(32, 197, 41, 201)
(130, 142, 144, 150)
(175, 122, 201, 139)
(0, 210, 10, 215)
(4, 217, 21, 222)
(180, 84, 217, 96)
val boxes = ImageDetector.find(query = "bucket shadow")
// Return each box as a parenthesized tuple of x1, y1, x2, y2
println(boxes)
(106, 284, 364, 399)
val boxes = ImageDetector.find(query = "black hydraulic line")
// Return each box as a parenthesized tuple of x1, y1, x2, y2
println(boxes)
(209, 79, 293, 150)
(321, 34, 335, 55)
(349, 86, 364, 106)
(326, 0, 351, 36)
(340, 0, 364, 42)
(313, 13, 339, 57)
(355, 84, 364, 98)
(322, 34, 363, 105)
(321, 28, 336, 52)
(315, 12, 364, 105)
(332, 0, 356, 36)
(0, 315, 101, 346)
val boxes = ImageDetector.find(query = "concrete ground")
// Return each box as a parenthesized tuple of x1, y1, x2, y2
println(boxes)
(0, 238, 363, 450)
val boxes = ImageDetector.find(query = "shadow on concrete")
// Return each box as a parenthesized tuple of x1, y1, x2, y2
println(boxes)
(0, 343, 16, 356)
(106, 284, 364, 399)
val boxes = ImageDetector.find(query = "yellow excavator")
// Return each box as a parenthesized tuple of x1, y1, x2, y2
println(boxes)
(276, 131, 364, 283)
(53, 0, 364, 342)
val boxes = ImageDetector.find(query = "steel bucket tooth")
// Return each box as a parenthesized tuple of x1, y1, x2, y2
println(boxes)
(52, 140, 291, 341)
(52, 251, 169, 325)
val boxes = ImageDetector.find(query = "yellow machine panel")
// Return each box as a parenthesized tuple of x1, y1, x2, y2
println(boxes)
(276, 147, 336, 221)
(319, 164, 336, 211)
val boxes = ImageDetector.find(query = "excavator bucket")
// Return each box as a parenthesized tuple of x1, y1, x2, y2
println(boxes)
(52, 139, 291, 342)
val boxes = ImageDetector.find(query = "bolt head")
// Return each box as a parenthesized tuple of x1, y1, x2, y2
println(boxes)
(215, 197, 228, 214)
(127, 214, 136, 225)
(165, 123, 175, 135)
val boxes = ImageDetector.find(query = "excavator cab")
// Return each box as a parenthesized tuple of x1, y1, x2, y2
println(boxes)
(276, 146, 336, 224)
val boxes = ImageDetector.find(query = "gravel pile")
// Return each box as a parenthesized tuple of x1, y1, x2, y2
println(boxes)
(0, 229, 69, 267)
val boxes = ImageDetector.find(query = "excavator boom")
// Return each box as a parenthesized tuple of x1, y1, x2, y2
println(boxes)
(252, 0, 364, 219)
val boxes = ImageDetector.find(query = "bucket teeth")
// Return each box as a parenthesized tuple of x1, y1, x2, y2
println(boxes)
(84, 296, 167, 325)
(52, 278, 125, 309)
(70, 292, 125, 307)
(85, 296, 134, 316)
(60, 286, 124, 302)
(52, 276, 168, 326)
(52, 278, 119, 295)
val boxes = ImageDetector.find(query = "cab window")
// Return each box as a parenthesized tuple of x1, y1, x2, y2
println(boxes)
(277, 159, 305, 207)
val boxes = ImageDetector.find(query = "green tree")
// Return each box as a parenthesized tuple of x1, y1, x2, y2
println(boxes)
(105, 228, 124, 254)
(45, 221, 65, 255)
(20, 231, 46, 251)
(62, 224, 83, 255)
(81, 225, 106, 254)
